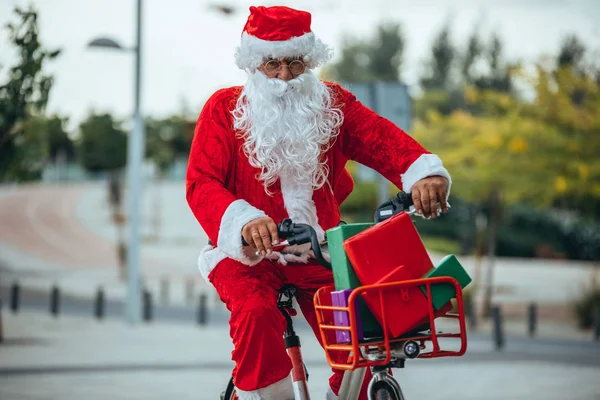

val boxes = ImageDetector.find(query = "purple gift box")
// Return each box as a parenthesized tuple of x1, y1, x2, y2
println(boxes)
(331, 289, 364, 343)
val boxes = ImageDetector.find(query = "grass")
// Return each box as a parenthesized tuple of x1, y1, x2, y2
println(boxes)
(420, 235, 461, 255)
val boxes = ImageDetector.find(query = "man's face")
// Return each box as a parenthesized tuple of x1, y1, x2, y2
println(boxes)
(259, 58, 306, 82)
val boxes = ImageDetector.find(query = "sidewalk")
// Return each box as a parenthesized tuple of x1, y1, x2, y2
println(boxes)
(1, 310, 599, 400)
(0, 182, 598, 341)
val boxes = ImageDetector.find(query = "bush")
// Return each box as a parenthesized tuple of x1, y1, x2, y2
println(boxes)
(420, 235, 461, 255)
(340, 181, 380, 221)
(572, 280, 600, 329)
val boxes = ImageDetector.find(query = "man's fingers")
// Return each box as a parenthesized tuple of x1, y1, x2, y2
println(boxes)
(267, 220, 280, 247)
(429, 188, 438, 219)
(439, 187, 448, 213)
(420, 190, 432, 218)
(412, 189, 423, 215)
(258, 224, 272, 255)
(251, 229, 264, 254)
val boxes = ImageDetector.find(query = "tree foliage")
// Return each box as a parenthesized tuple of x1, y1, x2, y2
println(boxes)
(413, 62, 600, 214)
(78, 113, 127, 173)
(322, 23, 404, 83)
(145, 115, 194, 175)
(0, 6, 60, 181)
(420, 24, 456, 91)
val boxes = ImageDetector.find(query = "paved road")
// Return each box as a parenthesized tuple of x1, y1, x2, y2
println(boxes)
(2, 285, 600, 369)
(1, 311, 599, 400)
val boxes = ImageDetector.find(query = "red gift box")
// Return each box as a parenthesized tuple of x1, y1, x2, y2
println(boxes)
(343, 212, 443, 337)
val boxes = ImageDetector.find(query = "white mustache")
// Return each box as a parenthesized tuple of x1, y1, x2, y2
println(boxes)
(261, 73, 309, 97)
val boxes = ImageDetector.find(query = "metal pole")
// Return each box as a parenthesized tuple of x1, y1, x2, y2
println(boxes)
(126, 0, 145, 324)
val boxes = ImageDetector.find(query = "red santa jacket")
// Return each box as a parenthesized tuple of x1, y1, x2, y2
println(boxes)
(186, 83, 450, 279)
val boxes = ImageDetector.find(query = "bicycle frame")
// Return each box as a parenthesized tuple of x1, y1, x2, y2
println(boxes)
(278, 286, 311, 400)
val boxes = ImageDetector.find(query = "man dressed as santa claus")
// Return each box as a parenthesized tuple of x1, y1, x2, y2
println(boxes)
(186, 5, 451, 400)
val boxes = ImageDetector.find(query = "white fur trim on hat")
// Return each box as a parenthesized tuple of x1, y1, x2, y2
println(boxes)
(217, 199, 267, 266)
(236, 376, 294, 400)
(235, 31, 333, 71)
(401, 154, 452, 195)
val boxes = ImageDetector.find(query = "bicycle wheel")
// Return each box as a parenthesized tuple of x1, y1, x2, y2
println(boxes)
(369, 380, 405, 400)
(220, 377, 237, 400)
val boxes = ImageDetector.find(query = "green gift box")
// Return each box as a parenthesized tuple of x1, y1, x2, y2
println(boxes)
(420, 254, 472, 310)
(327, 223, 383, 338)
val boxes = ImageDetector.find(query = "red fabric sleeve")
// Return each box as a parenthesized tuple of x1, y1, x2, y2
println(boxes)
(335, 85, 430, 189)
(186, 89, 238, 245)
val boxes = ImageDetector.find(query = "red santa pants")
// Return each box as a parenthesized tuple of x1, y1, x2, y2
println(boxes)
(208, 257, 371, 398)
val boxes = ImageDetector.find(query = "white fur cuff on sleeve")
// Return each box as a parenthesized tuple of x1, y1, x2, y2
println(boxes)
(401, 154, 452, 195)
(217, 199, 267, 266)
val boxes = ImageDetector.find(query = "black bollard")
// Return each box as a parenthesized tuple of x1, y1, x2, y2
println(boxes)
(160, 277, 169, 305)
(50, 286, 60, 317)
(197, 293, 208, 325)
(10, 282, 20, 313)
(528, 302, 537, 337)
(0, 300, 4, 343)
(94, 287, 105, 320)
(143, 290, 153, 322)
(465, 295, 477, 330)
(593, 301, 600, 342)
(185, 281, 194, 306)
(492, 305, 504, 351)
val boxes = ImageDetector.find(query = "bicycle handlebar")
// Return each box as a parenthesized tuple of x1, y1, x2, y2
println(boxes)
(373, 191, 414, 223)
(241, 191, 415, 270)
(241, 219, 332, 270)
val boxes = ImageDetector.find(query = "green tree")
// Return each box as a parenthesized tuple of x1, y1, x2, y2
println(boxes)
(46, 116, 75, 163)
(420, 24, 457, 90)
(461, 28, 483, 85)
(0, 6, 60, 181)
(78, 113, 127, 173)
(558, 34, 586, 70)
(322, 23, 404, 83)
(145, 115, 194, 176)
(473, 32, 511, 92)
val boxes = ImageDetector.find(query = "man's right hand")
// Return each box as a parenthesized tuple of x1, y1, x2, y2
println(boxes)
(242, 217, 280, 256)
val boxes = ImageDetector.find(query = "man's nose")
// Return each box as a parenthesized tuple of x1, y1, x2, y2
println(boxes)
(277, 64, 292, 81)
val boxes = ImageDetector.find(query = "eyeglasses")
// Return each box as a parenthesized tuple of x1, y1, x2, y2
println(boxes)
(262, 58, 306, 77)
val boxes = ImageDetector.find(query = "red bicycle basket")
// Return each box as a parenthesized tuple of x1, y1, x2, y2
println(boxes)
(313, 277, 468, 371)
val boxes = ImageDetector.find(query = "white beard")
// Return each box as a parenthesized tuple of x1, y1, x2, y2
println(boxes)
(232, 70, 344, 245)
(232, 70, 344, 193)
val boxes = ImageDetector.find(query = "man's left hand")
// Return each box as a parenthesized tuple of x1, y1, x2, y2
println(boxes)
(411, 176, 449, 219)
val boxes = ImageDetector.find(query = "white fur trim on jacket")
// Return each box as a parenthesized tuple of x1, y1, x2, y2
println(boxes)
(401, 153, 452, 195)
(235, 376, 294, 400)
(197, 245, 228, 281)
(235, 32, 333, 71)
(197, 246, 313, 283)
(217, 199, 267, 266)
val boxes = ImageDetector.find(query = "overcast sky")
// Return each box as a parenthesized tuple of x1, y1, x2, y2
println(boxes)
(1, 0, 598, 129)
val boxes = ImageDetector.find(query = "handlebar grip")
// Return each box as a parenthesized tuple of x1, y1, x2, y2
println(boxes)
(373, 191, 414, 222)
(240, 219, 331, 270)
(240, 219, 294, 247)
(396, 191, 414, 207)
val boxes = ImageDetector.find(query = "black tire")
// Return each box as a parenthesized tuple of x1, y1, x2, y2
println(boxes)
(221, 377, 236, 400)
(370, 380, 403, 400)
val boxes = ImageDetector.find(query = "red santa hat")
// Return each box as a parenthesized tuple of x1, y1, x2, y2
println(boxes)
(235, 5, 332, 71)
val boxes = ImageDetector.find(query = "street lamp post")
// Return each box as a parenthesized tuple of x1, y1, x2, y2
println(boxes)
(89, 0, 145, 324)
(88, 1, 236, 324)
